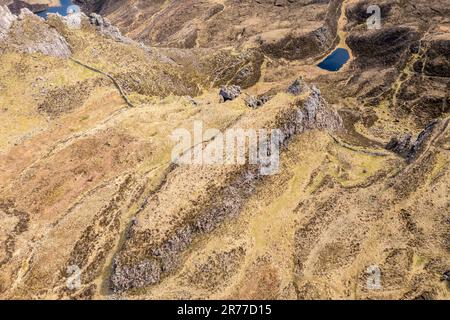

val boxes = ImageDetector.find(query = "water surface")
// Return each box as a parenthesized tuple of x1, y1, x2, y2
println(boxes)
(37, 0, 79, 18)
(318, 48, 350, 72)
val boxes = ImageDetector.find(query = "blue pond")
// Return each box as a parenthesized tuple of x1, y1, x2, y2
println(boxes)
(37, 0, 79, 18)
(318, 48, 350, 71)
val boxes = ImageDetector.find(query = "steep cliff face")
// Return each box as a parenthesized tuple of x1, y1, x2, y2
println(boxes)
(0, 0, 449, 300)
(0, 8, 72, 58)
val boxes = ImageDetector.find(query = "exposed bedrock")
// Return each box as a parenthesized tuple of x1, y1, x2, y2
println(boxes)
(0, 5, 16, 40)
(385, 119, 442, 162)
(0, 7, 71, 58)
(110, 84, 343, 292)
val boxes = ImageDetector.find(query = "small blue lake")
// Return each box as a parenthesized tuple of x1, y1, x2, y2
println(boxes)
(37, 0, 80, 18)
(318, 48, 350, 72)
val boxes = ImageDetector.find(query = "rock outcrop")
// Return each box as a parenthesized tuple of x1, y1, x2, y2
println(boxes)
(89, 12, 128, 42)
(244, 93, 272, 109)
(1, 8, 71, 58)
(110, 86, 343, 293)
(386, 120, 442, 162)
(219, 85, 241, 102)
(287, 78, 307, 96)
(0, 5, 16, 40)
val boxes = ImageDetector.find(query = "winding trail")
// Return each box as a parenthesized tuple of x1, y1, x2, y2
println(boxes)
(69, 58, 136, 108)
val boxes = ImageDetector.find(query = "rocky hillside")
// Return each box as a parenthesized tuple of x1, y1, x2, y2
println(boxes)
(0, 0, 449, 300)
